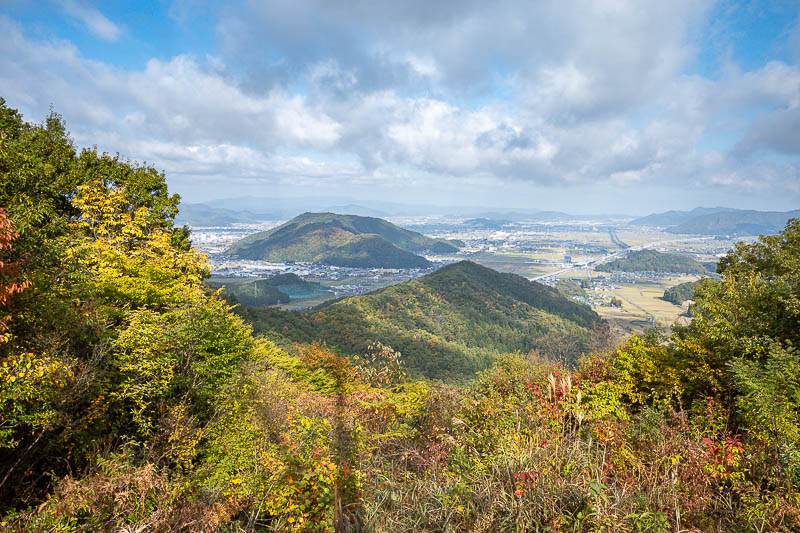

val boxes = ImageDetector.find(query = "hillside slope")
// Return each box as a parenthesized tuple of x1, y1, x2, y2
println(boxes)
(226, 212, 459, 267)
(667, 209, 800, 235)
(241, 261, 606, 380)
(596, 249, 706, 274)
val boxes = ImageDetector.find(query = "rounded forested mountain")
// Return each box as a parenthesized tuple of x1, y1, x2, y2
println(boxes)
(226, 211, 459, 267)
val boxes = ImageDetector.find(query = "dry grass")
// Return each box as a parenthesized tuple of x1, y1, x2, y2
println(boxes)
(357, 411, 709, 532)
(9, 457, 234, 532)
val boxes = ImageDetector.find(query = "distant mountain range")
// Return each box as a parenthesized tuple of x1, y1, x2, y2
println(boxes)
(629, 207, 737, 227)
(631, 207, 800, 235)
(526, 211, 630, 222)
(667, 209, 800, 235)
(188, 196, 544, 220)
(326, 204, 389, 218)
(177, 196, 630, 225)
(240, 261, 606, 380)
(175, 199, 396, 226)
(179, 197, 799, 237)
(225, 212, 461, 268)
(175, 203, 275, 226)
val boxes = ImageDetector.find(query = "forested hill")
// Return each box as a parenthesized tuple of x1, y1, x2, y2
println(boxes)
(226, 212, 459, 268)
(662, 280, 698, 304)
(241, 261, 607, 380)
(596, 249, 706, 274)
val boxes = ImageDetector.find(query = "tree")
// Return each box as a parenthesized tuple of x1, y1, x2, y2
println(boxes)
(65, 179, 207, 312)
(668, 219, 800, 405)
(731, 343, 800, 487)
(0, 100, 259, 508)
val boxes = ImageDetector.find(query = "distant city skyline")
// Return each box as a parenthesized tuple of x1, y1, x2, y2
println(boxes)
(1, 0, 799, 215)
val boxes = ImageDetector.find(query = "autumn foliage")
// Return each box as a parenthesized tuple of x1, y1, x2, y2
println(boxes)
(0, 208, 28, 334)
(2, 98, 800, 531)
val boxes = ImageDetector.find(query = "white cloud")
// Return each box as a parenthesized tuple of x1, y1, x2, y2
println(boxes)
(0, 2, 799, 209)
(61, 0, 122, 42)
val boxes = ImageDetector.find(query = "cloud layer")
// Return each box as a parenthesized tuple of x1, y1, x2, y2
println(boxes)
(0, 1, 798, 210)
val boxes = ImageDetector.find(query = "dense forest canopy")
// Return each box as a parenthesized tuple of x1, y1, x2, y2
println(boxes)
(2, 99, 800, 531)
(595, 248, 707, 274)
(662, 280, 698, 304)
(0, 98, 261, 512)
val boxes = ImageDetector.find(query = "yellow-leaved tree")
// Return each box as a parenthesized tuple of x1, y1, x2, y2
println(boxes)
(66, 178, 209, 311)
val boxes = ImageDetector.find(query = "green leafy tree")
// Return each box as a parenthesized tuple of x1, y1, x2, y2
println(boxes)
(668, 219, 800, 406)
(731, 343, 800, 487)
(0, 100, 258, 510)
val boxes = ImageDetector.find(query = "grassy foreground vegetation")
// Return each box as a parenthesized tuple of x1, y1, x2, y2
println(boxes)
(3, 100, 800, 531)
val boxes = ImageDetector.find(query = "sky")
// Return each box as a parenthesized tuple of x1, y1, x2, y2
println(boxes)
(1, 0, 799, 215)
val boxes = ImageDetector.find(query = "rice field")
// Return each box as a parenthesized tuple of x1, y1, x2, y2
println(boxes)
(593, 277, 697, 333)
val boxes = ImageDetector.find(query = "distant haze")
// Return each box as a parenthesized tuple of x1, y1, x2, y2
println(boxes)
(1, 1, 799, 214)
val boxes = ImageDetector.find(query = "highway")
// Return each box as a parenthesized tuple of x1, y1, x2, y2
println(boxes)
(530, 236, 713, 282)
(608, 229, 630, 249)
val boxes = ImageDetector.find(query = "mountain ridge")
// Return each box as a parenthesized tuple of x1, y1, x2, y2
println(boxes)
(629, 206, 738, 226)
(667, 209, 800, 235)
(241, 261, 607, 380)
